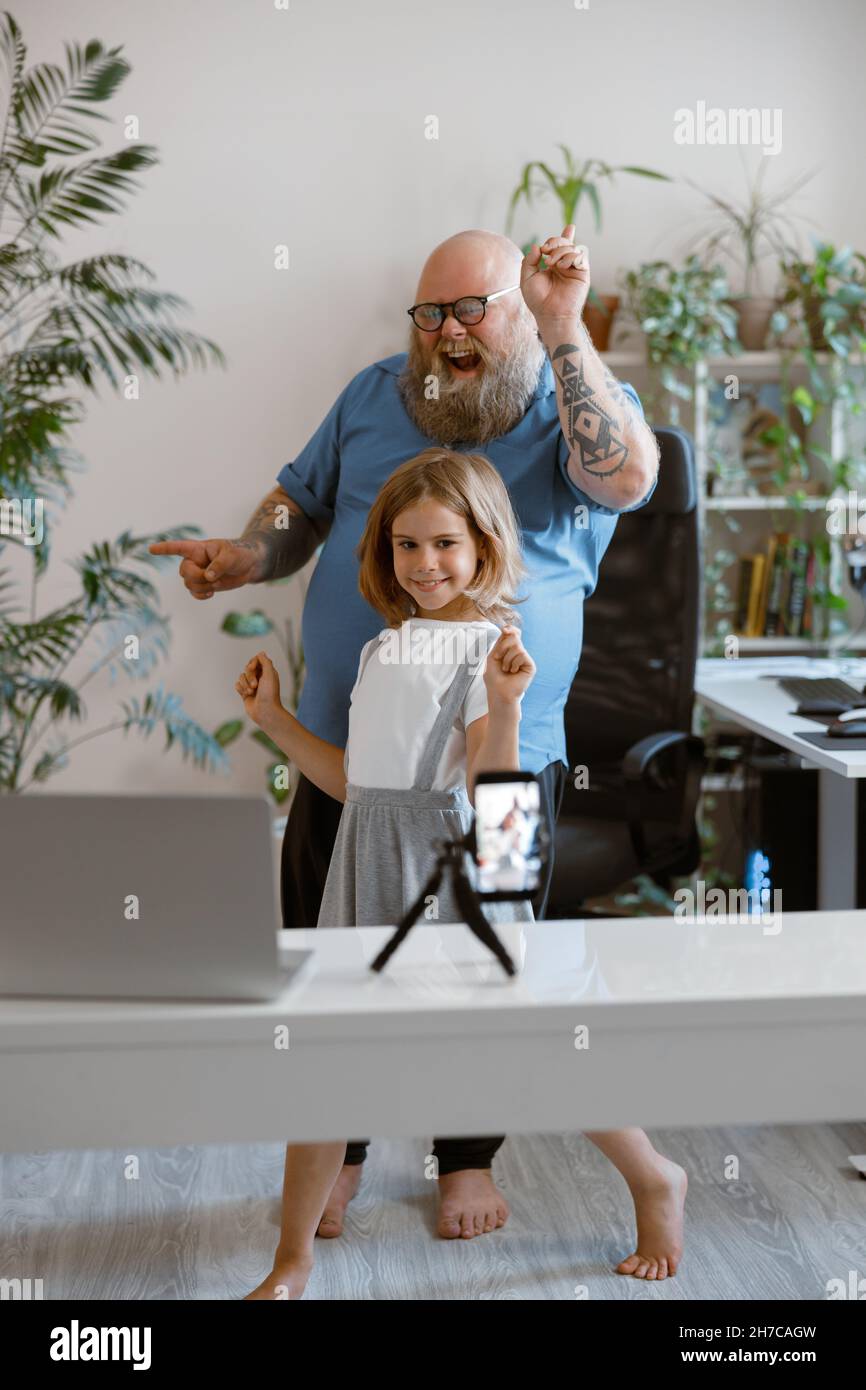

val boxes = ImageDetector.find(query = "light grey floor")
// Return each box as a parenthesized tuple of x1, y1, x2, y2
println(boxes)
(2, 1124, 864, 1300)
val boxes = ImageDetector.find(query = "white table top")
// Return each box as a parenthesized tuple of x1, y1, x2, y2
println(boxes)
(3, 914, 865, 1049)
(4, 917, 865, 1148)
(695, 656, 866, 777)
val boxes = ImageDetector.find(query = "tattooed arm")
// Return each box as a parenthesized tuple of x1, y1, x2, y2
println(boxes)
(544, 318, 661, 508)
(542, 320, 659, 510)
(519, 228, 658, 510)
(237, 485, 329, 582)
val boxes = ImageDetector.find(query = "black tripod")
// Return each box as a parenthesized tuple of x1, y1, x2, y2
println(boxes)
(370, 836, 517, 976)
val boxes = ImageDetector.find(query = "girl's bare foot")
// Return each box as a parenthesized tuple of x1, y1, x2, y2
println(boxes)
(616, 1156, 687, 1280)
(437, 1169, 509, 1239)
(244, 1253, 313, 1300)
(316, 1162, 363, 1238)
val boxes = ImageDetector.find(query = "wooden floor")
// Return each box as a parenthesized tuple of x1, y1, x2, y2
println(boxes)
(2, 1124, 864, 1300)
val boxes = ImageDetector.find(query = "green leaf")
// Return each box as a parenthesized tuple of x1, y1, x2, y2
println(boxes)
(221, 609, 274, 638)
(826, 334, 850, 357)
(213, 718, 244, 747)
(585, 181, 602, 232)
(618, 166, 671, 181)
(1, 670, 84, 721)
(758, 424, 786, 446)
(31, 749, 63, 782)
(790, 386, 815, 424)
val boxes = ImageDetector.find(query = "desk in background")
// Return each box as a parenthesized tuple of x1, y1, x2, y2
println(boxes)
(695, 657, 866, 911)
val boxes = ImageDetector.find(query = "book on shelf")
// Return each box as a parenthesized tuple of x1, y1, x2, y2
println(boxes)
(733, 533, 826, 639)
(735, 554, 764, 636)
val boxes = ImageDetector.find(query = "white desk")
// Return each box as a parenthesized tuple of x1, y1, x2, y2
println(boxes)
(695, 657, 866, 911)
(2, 917, 865, 1154)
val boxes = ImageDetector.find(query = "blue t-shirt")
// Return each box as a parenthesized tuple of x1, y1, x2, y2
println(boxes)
(276, 352, 656, 773)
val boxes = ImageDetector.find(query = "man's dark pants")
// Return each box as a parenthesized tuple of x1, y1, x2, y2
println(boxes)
(281, 760, 567, 1176)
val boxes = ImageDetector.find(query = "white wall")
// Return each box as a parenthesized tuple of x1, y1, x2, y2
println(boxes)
(16, 0, 866, 795)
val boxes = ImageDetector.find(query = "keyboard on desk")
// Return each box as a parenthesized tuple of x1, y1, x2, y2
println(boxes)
(774, 676, 866, 707)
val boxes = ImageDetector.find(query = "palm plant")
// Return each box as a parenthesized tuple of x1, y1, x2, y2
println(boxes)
(0, 528, 230, 791)
(0, 11, 227, 791)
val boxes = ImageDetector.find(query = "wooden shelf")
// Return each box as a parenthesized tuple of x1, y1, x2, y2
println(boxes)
(708, 634, 866, 652)
(703, 352, 841, 371)
(706, 496, 831, 511)
(602, 349, 863, 369)
(601, 351, 645, 368)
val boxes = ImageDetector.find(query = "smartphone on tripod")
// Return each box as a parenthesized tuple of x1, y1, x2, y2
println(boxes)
(471, 772, 549, 902)
(370, 771, 549, 975)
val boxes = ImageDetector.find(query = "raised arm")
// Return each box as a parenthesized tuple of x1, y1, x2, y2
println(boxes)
(465, 627, 534, 803)
(237, 651, 346, 802)
(520, 225, 659, 512)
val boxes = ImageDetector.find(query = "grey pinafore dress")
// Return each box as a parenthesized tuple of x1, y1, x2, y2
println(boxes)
(317, 625, 535, 931)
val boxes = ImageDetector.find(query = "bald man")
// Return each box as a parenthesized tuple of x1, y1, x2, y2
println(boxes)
(152, 226, 660, 1244)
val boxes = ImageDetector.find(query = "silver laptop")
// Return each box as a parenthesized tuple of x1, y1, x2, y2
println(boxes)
(0, 794, 312, 1001)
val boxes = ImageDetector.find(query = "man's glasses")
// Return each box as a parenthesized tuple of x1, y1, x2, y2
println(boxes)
(407, 284, 521, 332)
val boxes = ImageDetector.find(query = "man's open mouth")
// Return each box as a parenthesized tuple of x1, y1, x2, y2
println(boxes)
(443, 348, 481, 373)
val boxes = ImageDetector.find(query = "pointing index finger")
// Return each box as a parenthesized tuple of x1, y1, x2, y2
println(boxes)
(149, 540, 202, 558)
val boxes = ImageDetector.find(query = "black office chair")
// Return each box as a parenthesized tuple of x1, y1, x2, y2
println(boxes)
(546, 427, 705, 917)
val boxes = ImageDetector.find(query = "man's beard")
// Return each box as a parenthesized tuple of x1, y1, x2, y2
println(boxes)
(397, 318, 546, 447)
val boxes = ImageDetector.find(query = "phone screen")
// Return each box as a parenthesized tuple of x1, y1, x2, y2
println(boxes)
(473, 775, 547, 899)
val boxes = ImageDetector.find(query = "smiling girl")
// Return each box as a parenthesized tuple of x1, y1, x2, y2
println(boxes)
(236, 446, 685, 1298)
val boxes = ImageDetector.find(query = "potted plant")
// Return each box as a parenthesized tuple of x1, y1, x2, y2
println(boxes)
(760, 240, 866, 638)
(620, 254, 740, 425)
(0, 14, 226, 792)
(506, 145, 670, 350)
(775, 240, 866, 355)
(683, 161, 815, 350)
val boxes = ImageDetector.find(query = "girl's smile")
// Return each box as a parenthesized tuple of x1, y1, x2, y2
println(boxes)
(411, 576, 450, 592)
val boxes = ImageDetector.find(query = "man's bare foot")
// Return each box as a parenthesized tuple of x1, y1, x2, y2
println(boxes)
(244, 1253, 313, 1300)
(616, 1156, 687, 1280)
(437, 1168, 509, 1240)
(316, 1162, 363, 1238)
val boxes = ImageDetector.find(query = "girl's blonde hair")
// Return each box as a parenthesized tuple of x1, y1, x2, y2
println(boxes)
(357, 447, 527, 629)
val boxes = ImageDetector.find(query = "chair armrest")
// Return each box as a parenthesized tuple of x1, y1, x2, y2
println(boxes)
(621, 732, 705, 869)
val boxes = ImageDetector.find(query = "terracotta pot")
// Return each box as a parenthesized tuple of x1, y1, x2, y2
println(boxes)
(730, 296, 779, 351)
(582, 294, 620, 351)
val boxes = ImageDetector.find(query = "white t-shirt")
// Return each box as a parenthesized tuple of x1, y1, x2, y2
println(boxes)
(345, 618, 500, 791)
